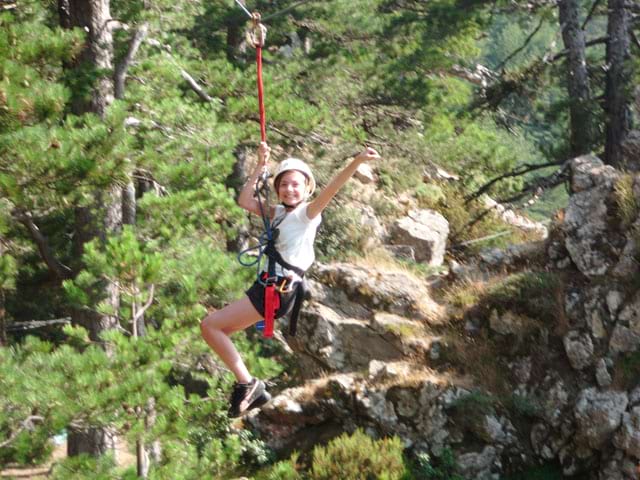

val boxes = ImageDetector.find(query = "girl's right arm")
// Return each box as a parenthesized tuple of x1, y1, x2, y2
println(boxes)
(238, 142, 273, 217)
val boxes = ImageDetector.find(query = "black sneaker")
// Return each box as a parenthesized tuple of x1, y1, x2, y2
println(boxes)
(228, 378, 270, 417)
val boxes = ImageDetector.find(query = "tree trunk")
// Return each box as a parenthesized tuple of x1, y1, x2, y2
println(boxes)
(58, 0, 114, 116)
(122, 182, 136, 226)
(67, 427, 116, 457)
(59, 0, 122, 458)
(604, 0, 632, 168)
(226, 145, 251, 253)
(558, 0, 593, 156)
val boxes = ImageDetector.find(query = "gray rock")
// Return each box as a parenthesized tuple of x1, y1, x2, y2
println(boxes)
(384, 244, 415, 261)
(574, 387, 628, 449)
(609, 324, 640, 354)
(563, 331, 595, 370)
(390, 209, 449, 265)
(607, 290, 625, 316)
(614, 407, 640, 459)
(456, 446, 498, 480)
(354, 163, 376, 184)
(563, 155, 622, 277)
(595, 358, 613, 387)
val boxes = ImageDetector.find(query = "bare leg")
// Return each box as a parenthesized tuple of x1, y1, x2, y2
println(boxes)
(200, 297, 262, 383)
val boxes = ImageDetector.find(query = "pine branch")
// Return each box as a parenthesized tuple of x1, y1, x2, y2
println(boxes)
(7, 318, 71, 332)
(114, 23, 149, 100)
(497, 162, 570, 204)
(0, 416, 44, 449)
(496, 16, 547, 71)
(12, 209, 74, 280)
(465, 161, 563, 203)
(549, 35, 609, 61)
(132, 284, 155, 327)
(180, 69, 213, 102)
(582, 0, 604, 29)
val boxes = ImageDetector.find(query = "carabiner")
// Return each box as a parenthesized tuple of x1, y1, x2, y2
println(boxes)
(246, 12, 267, 48)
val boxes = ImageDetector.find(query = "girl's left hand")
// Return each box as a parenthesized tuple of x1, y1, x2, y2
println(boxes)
(355, 147, 381, 163)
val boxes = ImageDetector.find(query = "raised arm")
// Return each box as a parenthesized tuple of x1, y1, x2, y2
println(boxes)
(238, 142, 273, 217)
(306, 147, 380, 220)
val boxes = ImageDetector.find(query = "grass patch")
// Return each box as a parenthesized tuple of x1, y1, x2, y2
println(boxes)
(450, 390, 496, 417)
(504, 393, 542, 419)
(613, 350, 640, 390)
(613, 173, 639, 230)
(483, 271, 563, 322)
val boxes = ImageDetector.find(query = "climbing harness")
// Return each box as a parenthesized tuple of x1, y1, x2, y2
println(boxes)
(237, 176, 308, 338)
(236, 4, 308, 339)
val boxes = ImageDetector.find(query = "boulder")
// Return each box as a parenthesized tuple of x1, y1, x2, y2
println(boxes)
(354, 162, 376, 184)
(614, 406, 640, 459)
(563, 331, 595, 370)
(562, 155, 626, 277)
(390, 209, 449, 265)
(574, 388, 628, 450)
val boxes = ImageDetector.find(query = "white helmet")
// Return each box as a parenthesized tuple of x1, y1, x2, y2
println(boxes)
(273, 157, 316, 195)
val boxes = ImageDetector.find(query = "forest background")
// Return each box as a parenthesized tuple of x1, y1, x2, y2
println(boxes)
(0, 0, 637, 478)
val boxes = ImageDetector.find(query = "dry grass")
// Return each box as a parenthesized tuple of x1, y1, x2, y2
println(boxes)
(614, 173, 639, 229)
(352, 247, 444, 280)
(441, 331, 509, 395)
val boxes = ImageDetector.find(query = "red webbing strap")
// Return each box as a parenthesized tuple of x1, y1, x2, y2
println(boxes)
(256, 45, 266, 142)
(263, 284, 279, 338)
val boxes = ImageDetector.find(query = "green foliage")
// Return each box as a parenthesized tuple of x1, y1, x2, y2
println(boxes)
(615, 350, 640, 390)
(411, 448, 464, 480)
(0, 428, 53, 466)
(451, 391, 496, 417)
(506, 393, 542, 419)
(419, 183, 530, 253)
(0, 0, 598, 476)
(0, 251, 17, 291)
(503, 463, 564, 480)
(484, 271, 563, 321)
(309, 429, 407, 480)
(316, 205, 375, 260)
(63, 226, 162, 326)
(49, 453, 119, 480)
(255, 453, 301, 480)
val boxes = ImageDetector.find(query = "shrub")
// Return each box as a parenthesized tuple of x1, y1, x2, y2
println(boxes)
(316, 205, 374, 261)
(255, 453, 301, 480)
(0, 427, 53, 467)
(309, 429, 407, 480)
(484, 271, 562, 322)
(412, 449, 464, 480)
(451, 391, 496, 417)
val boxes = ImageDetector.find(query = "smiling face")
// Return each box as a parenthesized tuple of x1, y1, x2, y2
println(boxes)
(276, 170, 309, 207)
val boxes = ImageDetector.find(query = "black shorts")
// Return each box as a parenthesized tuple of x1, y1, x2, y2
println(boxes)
(245, 277, 298, 319)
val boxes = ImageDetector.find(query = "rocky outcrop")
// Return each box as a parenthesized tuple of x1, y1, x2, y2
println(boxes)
(247, 154, 640, 480)
(559, 155, 638, 278)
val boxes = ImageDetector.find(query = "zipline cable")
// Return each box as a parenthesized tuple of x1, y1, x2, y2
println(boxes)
(233, 0, 252, 18)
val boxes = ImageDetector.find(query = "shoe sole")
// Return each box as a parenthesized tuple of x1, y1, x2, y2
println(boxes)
(248, 390, 271, 410)
(229, 386, 272, 418)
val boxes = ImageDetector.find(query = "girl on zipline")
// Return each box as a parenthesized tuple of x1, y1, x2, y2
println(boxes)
(201, 141, 380, 417)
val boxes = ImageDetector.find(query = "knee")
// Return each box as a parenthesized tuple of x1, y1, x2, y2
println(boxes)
(200, 312, 217, 336)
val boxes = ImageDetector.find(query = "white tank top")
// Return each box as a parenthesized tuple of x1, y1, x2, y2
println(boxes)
(268, 203, 321, 279)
